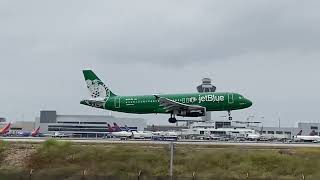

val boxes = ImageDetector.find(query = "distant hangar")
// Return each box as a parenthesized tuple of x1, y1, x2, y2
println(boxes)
(35, 111, 146, 138)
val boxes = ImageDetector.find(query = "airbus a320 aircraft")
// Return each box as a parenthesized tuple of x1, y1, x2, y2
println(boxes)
(80, 70, 252, 123)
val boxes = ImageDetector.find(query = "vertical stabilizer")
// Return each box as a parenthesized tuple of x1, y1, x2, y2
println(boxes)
(31, 126, 40, 137)
(310, 130, 317, 136)
(107, 124, 114, 132)
(124, 125, 131, 132)
(113, 123, 122, 132)
(297, 130, 302, 136)
(83, 70, 116, 99)
(0, 123, 11, 134)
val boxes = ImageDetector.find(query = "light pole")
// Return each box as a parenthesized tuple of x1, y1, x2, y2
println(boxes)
(169, 142, 174, 178)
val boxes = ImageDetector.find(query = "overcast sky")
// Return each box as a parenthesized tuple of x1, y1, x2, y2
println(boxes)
(1, 0, 320, 127)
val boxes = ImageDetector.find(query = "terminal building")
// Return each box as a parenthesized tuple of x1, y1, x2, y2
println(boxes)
(0, 118, 6, 122)
(35, 111, 147, 138)
(250, 122, 320, 139)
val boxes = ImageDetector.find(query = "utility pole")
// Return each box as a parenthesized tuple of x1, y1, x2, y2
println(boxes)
(169, 142, 174, 178)
(278, 117, 281, 128)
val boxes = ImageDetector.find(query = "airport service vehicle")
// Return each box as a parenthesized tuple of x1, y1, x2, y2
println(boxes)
(295, 130, 320, 142)
(52, 132, 71, 138)
(16, 127, 41, 137)
(132, 131, 153, 139)
(151, 131, 179, 141)
(80, 70, 252, 123)
(245, 133, 261, 141)
(0, 123, 11, 135)
(257, 132, 292, 141)
(181, 127, 256, 140)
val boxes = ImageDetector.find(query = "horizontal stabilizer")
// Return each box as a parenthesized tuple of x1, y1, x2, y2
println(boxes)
(80, 99, 106, 108)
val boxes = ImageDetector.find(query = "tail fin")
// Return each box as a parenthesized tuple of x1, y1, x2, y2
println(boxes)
(83, 70, 116, 99)
(124, 125, 131, 132)
(0, 123, 11, 134)
(107, 124, 114, 132)
(113, 123, 122, 132)
(310, 130, 317, 136)
(31, 126, 40, 137)
(297, 130, 302, 136)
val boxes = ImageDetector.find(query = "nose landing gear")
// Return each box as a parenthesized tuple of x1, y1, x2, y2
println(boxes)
(228, 110, 232, 121)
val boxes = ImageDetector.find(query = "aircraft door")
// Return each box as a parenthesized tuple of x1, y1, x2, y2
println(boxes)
(114, 97, 121, 108)
(228, 93, 234, 104)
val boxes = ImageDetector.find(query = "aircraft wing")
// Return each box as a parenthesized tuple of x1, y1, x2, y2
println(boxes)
(155, 96, 205, 113)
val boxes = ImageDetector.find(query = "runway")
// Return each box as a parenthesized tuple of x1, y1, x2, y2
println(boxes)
(2, 137, 320, 148)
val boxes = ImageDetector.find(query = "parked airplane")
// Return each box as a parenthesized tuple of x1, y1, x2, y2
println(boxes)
(0, 123, 11, 135)
(17, 126, 41, 137)
(113, 123, 153, 139)
(80, 70, 253, 123)
(107, 123, 132, 138)
(295, 130, 320, 142)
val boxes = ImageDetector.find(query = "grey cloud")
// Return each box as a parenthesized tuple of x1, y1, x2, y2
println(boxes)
(1, 1, 320, 66)
(1, 1, 320, 126)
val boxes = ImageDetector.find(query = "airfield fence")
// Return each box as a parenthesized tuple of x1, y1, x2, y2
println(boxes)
(0, 173, 206, 180)
(0, 171, 309, 180)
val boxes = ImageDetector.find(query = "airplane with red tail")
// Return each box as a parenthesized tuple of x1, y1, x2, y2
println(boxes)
(0, 123, 11, 135)
(16, 126, 41, 137)
(295, 130, 320, 142)
(107, 123, 132, 138)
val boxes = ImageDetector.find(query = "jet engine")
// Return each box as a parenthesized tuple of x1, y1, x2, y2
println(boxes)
(178, 109, 205, 117)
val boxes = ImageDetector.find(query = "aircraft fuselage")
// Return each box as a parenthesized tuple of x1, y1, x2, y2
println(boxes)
(81, 92, 252, 115)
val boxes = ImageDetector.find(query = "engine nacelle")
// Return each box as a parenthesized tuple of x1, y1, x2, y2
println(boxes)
(168, 118, 177, 123)
(178, 109, 205, 117)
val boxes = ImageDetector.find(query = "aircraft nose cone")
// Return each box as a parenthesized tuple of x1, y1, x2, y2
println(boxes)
(247, 99, 253, 107)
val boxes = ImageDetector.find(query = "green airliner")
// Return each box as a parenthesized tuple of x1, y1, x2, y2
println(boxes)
(80, 70, 252, 123)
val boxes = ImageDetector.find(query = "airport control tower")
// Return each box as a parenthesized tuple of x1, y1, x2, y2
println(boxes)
(197, 78, 216, 121)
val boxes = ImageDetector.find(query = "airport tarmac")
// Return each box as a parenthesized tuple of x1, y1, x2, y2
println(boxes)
(1, 137, 320, 148)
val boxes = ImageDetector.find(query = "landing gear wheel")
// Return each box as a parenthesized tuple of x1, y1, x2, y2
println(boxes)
(229, 116, 233, 121)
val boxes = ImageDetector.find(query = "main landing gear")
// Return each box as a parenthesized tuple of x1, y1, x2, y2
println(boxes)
(168, 114, 177, 123)
(228, 110, 233, 121)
